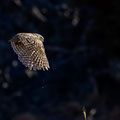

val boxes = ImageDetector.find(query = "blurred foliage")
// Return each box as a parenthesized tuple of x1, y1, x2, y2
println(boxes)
(0, 0, 120, 120)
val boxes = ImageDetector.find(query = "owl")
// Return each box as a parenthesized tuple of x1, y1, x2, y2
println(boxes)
(9, 33, 50, 71)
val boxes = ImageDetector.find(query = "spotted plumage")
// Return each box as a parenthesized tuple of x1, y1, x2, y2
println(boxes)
(9, 33, 50, 71)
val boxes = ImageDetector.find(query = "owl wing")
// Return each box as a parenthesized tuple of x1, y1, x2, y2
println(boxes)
(11, 37, 50, 71)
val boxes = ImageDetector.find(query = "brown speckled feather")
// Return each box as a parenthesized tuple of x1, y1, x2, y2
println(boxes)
(10, 33, 50, 71)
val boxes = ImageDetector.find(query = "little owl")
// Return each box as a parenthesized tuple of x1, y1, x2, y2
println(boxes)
(9, 33, 50, 71)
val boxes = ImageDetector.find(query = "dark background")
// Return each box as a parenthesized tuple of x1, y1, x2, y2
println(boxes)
(0, 0, 120, 120)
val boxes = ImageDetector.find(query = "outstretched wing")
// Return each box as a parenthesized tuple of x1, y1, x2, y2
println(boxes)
(10, 35, 50, 71)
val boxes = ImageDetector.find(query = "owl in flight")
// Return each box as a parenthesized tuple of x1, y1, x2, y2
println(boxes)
(9, 33, 50, 71)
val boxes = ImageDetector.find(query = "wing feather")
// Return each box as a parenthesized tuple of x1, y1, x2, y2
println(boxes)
(15, 42, 30, 67)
